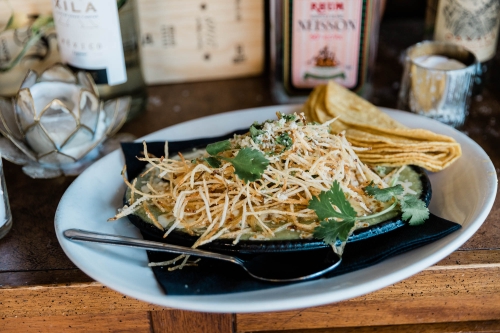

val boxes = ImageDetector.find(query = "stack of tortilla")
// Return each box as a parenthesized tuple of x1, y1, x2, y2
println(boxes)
(304, 81, 462, 172)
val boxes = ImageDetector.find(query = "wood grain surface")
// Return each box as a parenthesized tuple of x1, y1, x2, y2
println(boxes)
(254, 321, 500, 333)
(137, 0, 265, 84)
(150, 310, 234, 333)
(237, 267, 500, 331)
(1, 312, 152, 333)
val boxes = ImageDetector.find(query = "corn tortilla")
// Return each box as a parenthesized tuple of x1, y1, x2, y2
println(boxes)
(304, 81, 461, 172)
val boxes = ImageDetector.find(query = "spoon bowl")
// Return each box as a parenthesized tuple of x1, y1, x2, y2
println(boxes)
(63, 229, 342, 283)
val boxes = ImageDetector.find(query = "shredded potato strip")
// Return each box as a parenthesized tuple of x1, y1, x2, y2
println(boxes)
(110, 113, 395, 269)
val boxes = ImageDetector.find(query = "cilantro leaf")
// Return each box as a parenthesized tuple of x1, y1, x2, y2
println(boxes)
(400, 195, 429, 225)
(364, 182, 429, 225)
(313, 219, 355, 244)
(221, 148, 269, 183)
(279, 113, 296, 122)
(249, 125, 265, 142)
(275, 132, 293, 151)
(204, 157, 221, 168)
(206, 140, 231, 156)
(308, 181, 357, 223)
(364, 183, 404, 202)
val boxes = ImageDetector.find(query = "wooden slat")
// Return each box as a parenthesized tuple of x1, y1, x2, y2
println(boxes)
(0, 269, 93, 288)
(251, 320, 500, 333)
(236, 266, 500, 332)
(0, 282, 166, 318)
(150, 310, 233, 333)
(435, 249, 500, 266)
(0, 311, 152, 333)
(238, 295, 500, 332)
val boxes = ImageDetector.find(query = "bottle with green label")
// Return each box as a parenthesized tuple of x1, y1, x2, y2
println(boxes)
(51, 0, 147, 120)
(270, 0, 382, 103)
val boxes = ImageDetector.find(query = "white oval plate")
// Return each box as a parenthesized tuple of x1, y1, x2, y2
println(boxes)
(55, 105, 497, 313)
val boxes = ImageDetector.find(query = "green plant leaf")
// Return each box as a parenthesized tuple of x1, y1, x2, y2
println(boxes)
(206, 140, 231, 156)
(364, 183, 404, 202)
(400, 195, 429, 225)
(30, 15, 53, 33)
(275, 132, 293, 151)
(249, 125, 265, 142)
(204, 157, 221, 168)
(279, 112, 296, 122)
(309, 181, 358, 244)
(0, 32, 43, 72)
(313, 219, 355, 243)
(220, 148, 269, 183)
(309, 180, 357, 223)
(0, 14, 54, 72)
(3, 15, 14, 31)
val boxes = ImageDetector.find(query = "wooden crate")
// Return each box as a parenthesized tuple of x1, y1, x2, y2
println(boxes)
(136, 0, 265, 84)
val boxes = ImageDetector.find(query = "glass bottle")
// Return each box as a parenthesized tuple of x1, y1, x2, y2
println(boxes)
(51, 0, 147, 120)
(432, 0, 500, 91)
(270, 0, 382, 103)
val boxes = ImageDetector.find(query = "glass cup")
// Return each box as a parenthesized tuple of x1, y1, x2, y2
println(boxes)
(397, 41, 478, 128)
(0, 156, 12, 239)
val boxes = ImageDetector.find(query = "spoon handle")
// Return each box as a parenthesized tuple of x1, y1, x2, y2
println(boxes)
(63, 228, 242, 266)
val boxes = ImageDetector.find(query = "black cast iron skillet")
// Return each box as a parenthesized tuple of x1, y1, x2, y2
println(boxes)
(121, 130, 432, 257)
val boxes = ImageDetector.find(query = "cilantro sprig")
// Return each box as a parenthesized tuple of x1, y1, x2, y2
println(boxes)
(309, 181, 356, 223)
(276, 133, 293, 151)
(364, 182, 404, 202)
(278, 112, 297, 122)
(399, 195, 429, 225)
(310, 180, 430, 246)
(206, 140, 231, 155)
(220, 148, 269, 183)
(363, 182, 429, 226)
(203, 140, 269, 183)
(310, 181, 356, 243)
(249, 124, 265, 142)
(250, 115, 297, 149)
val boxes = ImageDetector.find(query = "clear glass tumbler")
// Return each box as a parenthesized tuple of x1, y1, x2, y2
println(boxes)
(397, 41, 478, 128)
(0, 156, 12, 239)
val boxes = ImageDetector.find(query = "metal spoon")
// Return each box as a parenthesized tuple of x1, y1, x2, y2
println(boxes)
(63, 229, 342, 283)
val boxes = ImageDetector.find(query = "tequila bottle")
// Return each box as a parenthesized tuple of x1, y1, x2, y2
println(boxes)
(51, 0, 147, 120)
(270, 0, 382, 103)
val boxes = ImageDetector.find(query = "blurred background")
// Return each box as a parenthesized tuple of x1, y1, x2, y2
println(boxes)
(0, 0, 498, 126)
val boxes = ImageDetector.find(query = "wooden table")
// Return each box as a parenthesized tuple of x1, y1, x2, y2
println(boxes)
(1, 18, 500, 333)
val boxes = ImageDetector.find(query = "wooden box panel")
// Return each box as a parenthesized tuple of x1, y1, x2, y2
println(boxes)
(136, 0, 265, 84)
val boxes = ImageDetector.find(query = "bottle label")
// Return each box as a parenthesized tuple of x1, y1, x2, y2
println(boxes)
(52, 0, 127, 85)
(434, 0, 500, 62)
(288, 0, 366, 89)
